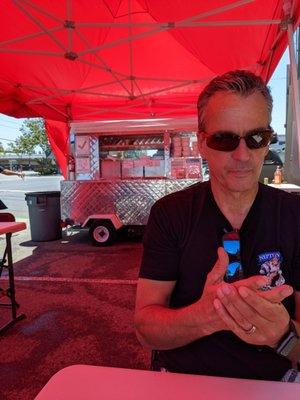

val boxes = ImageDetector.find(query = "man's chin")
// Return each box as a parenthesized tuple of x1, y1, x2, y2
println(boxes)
(225, 175, 258, 193)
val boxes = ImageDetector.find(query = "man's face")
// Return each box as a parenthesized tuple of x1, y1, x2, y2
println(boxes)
(198, 91, 270, 193)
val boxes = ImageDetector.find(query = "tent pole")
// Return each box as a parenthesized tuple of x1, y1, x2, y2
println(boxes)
(66, 105, 73, 181)
(287, 22, 300, 164)
(297, 27, 300, 79)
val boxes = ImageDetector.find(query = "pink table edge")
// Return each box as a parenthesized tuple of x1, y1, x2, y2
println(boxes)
(0, 222, 26, 235)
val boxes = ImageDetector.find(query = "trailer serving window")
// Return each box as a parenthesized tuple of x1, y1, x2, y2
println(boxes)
(99, 133, 165, 179)
(98, 132, 202, 180)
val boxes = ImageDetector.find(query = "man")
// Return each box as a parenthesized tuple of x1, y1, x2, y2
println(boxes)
(134, 70, 300, 382)
(0, 166, 24, 179)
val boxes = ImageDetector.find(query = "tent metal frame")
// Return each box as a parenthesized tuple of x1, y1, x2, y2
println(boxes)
(0, 0, 295, 121)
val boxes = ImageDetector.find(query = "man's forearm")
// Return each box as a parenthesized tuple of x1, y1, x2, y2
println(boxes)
(135, 302, 220, 350)
(3, 169, 17, 176)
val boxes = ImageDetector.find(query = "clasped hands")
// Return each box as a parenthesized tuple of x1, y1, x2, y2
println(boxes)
(201, 247, 292, 348)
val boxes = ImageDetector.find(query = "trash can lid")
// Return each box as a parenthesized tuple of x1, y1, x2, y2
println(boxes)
(25, 191, 61, 198)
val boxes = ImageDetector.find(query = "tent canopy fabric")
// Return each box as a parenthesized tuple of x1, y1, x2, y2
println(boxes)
(1, 0, 299, 122)
(0, 0, 299, 177)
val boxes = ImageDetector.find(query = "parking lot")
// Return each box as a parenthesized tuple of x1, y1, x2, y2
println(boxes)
(0, 180, 149, 400)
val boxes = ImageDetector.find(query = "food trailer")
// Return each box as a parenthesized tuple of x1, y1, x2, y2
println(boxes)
(61, 120, 203, 245)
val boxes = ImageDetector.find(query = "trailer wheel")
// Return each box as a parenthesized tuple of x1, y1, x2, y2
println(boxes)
(89, 220, 116, 246)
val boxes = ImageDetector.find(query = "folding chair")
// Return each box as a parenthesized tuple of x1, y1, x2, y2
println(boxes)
(0, 213, 15, 277)
(0, 213, 26, 333)
(0, 212, 15, 222)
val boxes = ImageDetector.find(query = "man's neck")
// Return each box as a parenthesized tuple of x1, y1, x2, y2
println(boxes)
(210, 179, 259, 230)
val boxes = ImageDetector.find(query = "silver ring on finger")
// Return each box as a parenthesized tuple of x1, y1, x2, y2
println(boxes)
(244, 325, 257, 335)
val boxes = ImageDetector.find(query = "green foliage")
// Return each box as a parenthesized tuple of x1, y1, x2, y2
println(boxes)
(124, 149, 147, 158)
(5, 118, 59, 175)
(0, 141, 5, 154)
(34, 158, 58, 175)
(8, 134, 35, 155)
(8, 118, 52, 157)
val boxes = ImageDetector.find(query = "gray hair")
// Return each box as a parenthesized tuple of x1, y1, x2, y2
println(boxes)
(197, 70, 273, 131)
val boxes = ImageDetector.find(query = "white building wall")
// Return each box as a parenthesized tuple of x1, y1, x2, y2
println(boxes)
(285, 74, 300, 185)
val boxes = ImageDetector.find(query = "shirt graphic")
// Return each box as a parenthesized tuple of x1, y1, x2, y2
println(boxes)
(257, 251, 285, 289)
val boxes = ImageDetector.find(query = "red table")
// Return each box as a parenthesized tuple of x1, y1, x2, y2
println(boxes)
(0, 221, 27, 333)
(34, 365, 300, 400)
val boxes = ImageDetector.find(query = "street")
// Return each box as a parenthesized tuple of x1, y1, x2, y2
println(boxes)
(0, 174, 63, 219)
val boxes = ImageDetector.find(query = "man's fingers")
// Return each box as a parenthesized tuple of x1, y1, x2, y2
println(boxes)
(237, 286, 288, 321)
(258, 285, 293, 303)
(234, 275, 269, 291)
(206, 247, 228, 285)
(213, 298, 252, 338)
(216, 285, 253, 331)
(233, 277, 293, 303)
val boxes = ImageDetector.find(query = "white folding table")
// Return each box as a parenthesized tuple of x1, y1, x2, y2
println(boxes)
(34, 364, 300, 400)
(268, 183, 300, 193)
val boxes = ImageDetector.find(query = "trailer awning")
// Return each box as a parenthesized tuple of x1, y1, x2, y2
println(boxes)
(0, 0, 299, 176)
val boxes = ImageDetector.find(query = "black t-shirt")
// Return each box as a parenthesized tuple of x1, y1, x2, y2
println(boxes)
(0, 166, 4, 173)
(139, 181, 300, 381)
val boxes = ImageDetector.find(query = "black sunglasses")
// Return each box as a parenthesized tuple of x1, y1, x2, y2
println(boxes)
(222, 230, 243, 283)
(203, 128, 273, 152)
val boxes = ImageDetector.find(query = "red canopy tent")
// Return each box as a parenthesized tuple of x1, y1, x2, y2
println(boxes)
(0, 0, 299, 176)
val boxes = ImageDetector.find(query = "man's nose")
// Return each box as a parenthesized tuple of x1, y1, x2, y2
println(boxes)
(231, 138, 250, 161)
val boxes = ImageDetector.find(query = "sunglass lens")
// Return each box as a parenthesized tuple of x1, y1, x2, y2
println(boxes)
(245, 131, 272, 149)
(223, 239, 240, 254)
(226, 261, 243, 282)
(207, 133, 239, 151)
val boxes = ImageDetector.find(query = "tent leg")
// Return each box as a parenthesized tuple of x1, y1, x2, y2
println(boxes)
(287, 22, 300, 165)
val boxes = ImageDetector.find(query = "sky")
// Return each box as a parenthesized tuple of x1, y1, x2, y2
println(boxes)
(0, 50, 290, 149)
(268, 49, 289, 137)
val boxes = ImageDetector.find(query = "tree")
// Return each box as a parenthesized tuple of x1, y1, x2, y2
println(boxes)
(8, 132, 35, 155)
(0, 141, 5, 154)
(7, 118, 58, 175)
(17, 118, 52, 157)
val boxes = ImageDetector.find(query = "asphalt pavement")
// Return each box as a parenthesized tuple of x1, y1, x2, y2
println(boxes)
(0, 174, 149, 400)
(0, 213, 148, 400)
(0, 174, 63, 220)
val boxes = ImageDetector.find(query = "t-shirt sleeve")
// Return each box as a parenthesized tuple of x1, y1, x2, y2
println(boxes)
(0, 166, 4, 173)
(139, 198, 181, 281)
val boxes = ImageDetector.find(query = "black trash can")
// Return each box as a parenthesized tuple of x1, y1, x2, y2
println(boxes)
(25, 191, 62, 241)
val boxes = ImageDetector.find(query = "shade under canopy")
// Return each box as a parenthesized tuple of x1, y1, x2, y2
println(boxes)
(0, 0, 299, 176)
